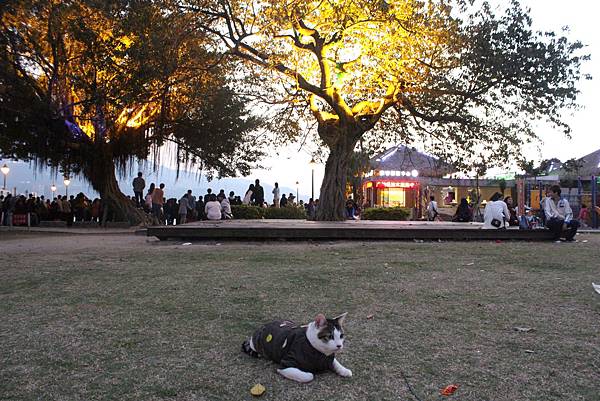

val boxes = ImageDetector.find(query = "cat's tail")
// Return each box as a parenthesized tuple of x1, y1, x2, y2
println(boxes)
(242, 338, 259, 358)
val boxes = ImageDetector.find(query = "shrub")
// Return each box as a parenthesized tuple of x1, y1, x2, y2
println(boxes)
(362, 207, 410, 221)
(231, 205, 265, 219)
(264, 206, 307, 219)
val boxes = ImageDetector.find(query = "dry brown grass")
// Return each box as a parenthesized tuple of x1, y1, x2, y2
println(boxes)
(1, 232, 599, 400)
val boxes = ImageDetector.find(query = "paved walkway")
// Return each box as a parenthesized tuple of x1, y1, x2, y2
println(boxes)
(0, 225, 141, 236)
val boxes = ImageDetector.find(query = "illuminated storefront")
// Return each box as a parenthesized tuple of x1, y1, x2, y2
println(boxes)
(364, 179, 419, 208)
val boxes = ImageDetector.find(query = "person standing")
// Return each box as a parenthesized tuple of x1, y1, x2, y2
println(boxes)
(152, 183, 165, 223)
(544, 185, 579, 242)
(178, 193, 190, 225)
(2, 193, 16, 226)
(132, 172, 145, 207)
(252, 179, 264, 206)
(204, 188, 213, 204)
(306, 198, 316, 220)
(243, 184, 254, 205)
(186, 189, 196, 220)
(145, 183, 155, 212)
(61, 195, 72, 226)
(272, 182, 280, 208)
(427, 196, 439, 221)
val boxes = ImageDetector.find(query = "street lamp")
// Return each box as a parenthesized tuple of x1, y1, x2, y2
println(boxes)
(51, 184, 57, 199)
(309, 158, 316, 200)
(295, 181, 299, 202)
(63, 177, 71, 197)
(1, 163, 9, 190)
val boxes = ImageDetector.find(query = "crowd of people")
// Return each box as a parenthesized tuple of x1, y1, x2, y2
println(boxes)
(0, 174, 320, 227)
(3, 174, 598, 241)
(426, 184, 597, 242)
(137, 176, 317, 225)
(1, 192, 102, 227)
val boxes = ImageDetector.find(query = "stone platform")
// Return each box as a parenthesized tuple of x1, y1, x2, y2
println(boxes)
(146, 220, 555, 241)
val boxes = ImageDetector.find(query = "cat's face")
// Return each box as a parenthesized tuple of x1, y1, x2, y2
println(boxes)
(307, 313, 347, 356)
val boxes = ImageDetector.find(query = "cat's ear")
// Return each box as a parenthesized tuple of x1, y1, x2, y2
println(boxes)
(333, 312, 348, 326)
(314, 313, 327, 328)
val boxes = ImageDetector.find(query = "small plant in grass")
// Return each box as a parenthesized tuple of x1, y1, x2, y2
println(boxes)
(264, 206, 307, 219)
(362, 207, 410, 220)
(231, 205, 265, 219)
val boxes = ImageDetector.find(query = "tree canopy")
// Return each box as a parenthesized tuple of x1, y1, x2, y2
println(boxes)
(180, 0, 587, 219)
(0, 0, 265, 222)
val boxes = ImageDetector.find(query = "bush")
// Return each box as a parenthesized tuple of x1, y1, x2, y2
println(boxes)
(231, 205, 265, 219)
(362, 207, 410, 221)
(264, 206, 307, 219)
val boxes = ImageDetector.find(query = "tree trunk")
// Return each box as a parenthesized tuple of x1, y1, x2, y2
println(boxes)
(316, 123, 360, 221)
(81, 148, 149, 226)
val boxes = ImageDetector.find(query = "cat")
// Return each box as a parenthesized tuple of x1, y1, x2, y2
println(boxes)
(242, 313, 352, 383)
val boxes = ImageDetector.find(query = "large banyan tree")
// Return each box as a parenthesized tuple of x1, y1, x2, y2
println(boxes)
(0, 0, 265, 224)
(181, 0, 587, 220)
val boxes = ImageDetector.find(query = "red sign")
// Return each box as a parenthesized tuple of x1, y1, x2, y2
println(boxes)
(375, 181, 417, 189)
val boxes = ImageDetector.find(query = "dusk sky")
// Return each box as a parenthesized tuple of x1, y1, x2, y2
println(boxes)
(1, 1, 598, 200)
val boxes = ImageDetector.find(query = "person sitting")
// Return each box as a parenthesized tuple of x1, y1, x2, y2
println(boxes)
(345, 199, 359, 220)
(204, 193, 222, 220)
(452, 198, 473, 222)
(287, 192, 296, 206)
(503, 196, 520, 226)
(482, 192, 510, 229)
(218, 194, 233, 219)
(544, 185, 579, 242)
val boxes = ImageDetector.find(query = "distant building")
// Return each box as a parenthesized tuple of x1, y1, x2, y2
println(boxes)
(361, 145, 516, 218)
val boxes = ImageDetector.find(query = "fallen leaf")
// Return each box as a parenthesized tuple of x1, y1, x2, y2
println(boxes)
(440, 384, 459, 396)
(513, 327, 535, 333)
(250, 384, 266, 397)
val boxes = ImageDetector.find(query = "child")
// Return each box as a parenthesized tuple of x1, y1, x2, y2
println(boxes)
(578, 204, 589, 227)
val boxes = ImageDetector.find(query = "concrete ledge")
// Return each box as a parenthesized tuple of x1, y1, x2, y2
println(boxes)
(146, 220, 556, 241)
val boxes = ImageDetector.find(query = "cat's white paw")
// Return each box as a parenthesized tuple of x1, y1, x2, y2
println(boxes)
(338, 367, 352, 378)
(277, 368, 314, 383)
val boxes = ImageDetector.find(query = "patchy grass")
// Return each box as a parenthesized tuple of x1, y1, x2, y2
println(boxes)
(1, 233, 599, 401)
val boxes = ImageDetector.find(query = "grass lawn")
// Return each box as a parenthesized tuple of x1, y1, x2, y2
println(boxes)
(1, 232, 599, 400)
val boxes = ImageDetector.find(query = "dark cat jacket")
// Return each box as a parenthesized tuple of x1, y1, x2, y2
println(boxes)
(251, 320, 335, 373)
